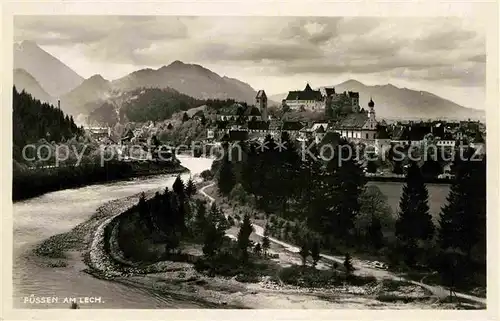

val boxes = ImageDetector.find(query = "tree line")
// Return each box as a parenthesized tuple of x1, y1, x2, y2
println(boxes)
(13, 86, 83, 161)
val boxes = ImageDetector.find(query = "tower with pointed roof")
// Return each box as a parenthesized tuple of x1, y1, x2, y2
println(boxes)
(256, 90, 268, 121)
(368, 97, 376, 122)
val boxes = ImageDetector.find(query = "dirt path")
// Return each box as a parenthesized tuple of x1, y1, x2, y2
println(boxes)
(199, 182, 486, 306)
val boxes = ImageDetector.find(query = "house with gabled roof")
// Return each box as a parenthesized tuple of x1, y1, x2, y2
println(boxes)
(281, 121, 305, 135)
(314, 124, 327, 143)
(243, 106, 262, 121)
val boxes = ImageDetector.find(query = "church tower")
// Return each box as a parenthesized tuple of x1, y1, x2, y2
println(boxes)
(368, 97, 376, 121)
(256, 90, 268, 121)
(366, 97, 377, 130)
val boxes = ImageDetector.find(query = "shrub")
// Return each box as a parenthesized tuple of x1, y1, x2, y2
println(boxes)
(278, 265, 343, 288)
(235, 273, 260, 283)
(345, 274, 377, 286)
(200, 170, 213, 181)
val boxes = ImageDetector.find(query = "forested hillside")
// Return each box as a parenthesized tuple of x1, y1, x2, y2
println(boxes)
(120, 88, 205, 123)
(13, 86, 83, 161)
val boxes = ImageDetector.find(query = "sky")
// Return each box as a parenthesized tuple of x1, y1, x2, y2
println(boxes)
(14, 16, 486, 109)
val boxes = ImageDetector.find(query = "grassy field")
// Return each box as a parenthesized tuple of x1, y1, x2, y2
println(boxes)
(368, 181, 450, 222)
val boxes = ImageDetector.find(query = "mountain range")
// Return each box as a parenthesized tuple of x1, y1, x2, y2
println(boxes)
(270, 80, 485, 121)
(14, 41, 84, 97)
(13, 68, 53, 104)
(13, 41, 485, 122)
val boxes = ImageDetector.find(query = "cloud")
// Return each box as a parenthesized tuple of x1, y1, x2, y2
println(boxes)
(14, 16, 485, 87)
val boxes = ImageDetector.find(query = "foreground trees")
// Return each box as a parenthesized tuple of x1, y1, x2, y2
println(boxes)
(210, 135, 485, 290)
(395, 161, 435, 267)
(437, 151, 486, 289)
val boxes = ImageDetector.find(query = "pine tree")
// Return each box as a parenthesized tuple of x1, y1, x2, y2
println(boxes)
(255, 135, 281, 211)
(182, 112, 190, 122)
(368, 215, 384, 250)
(323, 141, 366, 240)
(299, 240, 309, 266)
(193, 200, 207, 237)
(237, 214, 254, 261)
(241, 142, 260, 195)
(298, 143, 324, 229)
(438, 151, 486, 277)
(275, 132, 301, 213)
(137, 192, 150, 228)
(173, 175, 185, 198)
(202, 221, 222, 257)
(217, 152, 236, 196)
(310, 239, 321, 268)
(395, 161, 434, 266)
(343, 253, 355, 275)
(185, 177, 197, 197)
(262, 236, 270, 257)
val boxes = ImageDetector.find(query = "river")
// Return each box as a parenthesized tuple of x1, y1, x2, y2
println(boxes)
(13, 156, 213, 309)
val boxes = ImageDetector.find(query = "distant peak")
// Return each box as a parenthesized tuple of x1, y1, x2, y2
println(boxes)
(168, 60, 185, 67)
(341, 79, 364, 86)
(87, 74, 107, 82)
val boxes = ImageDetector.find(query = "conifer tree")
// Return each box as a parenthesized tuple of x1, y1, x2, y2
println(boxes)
(193, 200, 207, 237)
(368, 215, 384, 250)
(310, 239, 321, 268)
(343, 253, 355, 275)
(241, 142, 260, 195)
(262, 224, 271, 257)
(299, 240, 309, 266)
(395, 161, 434, 266)
(275, 132, 301, 213)
(185, 177, 197, 197)
(202, 220, 223, 257)
(323, 141, 366, 240)
(262, 236, 270, 257)
(137, 192, 150, 228)
(237, 214, 254, 262)
(182, 112, 190, 123)
(298, 143, 324, 228)
(438, 151, 486, 273)
(173, 175, 185, 198)
(217, 152, 236, 195)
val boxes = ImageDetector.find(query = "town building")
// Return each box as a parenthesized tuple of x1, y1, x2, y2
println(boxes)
(284, 83, 360, 113)
(330, 98, 378, 142)
(284, 83, 324, 111)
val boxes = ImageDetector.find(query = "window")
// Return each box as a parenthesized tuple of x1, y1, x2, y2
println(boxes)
(366, 133, 369, 139)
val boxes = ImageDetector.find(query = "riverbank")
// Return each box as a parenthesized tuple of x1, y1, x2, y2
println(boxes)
(13, 161, 188, 201)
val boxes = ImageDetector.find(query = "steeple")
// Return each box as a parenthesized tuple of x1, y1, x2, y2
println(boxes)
(368, 97, 374, 108)
(304, 83, 312, 91)
(368, 97, 376, 122)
